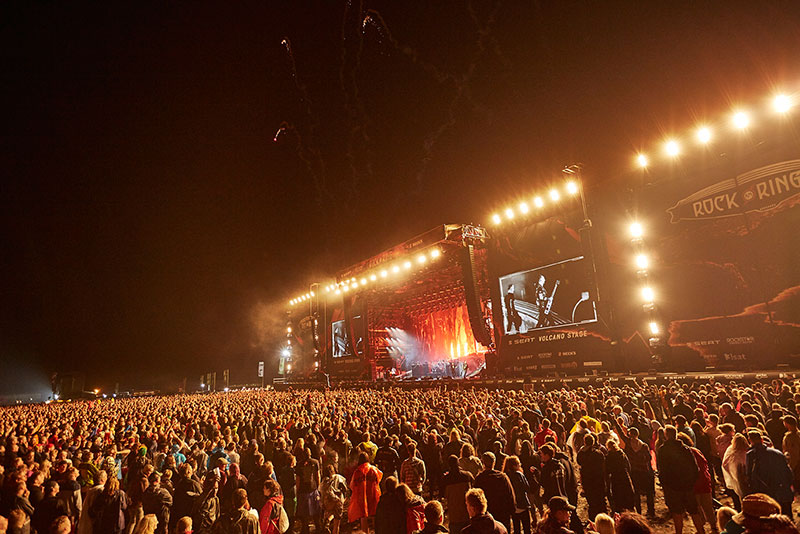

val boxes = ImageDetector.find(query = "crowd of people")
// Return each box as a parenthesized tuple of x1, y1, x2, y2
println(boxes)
(1, 378, 800, 534)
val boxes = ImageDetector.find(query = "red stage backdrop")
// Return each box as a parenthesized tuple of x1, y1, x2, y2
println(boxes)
(410, 304, 485, 360)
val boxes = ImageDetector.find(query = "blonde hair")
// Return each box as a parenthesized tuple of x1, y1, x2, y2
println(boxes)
(132, 515, 159, 534)
(594, 513, 614, 534)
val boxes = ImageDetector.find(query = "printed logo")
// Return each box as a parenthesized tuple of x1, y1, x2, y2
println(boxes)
(667, 160, 800, 223)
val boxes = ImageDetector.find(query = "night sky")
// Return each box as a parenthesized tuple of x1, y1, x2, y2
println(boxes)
(2, 1, 799, 393)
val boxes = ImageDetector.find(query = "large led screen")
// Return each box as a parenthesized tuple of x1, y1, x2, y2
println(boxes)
(498, 255, 597, 335)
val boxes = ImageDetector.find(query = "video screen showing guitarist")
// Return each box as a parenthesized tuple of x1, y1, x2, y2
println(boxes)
(534, 275, 560, 327)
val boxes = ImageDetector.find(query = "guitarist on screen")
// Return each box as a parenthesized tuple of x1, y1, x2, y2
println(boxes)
(535, 275, 560, 328)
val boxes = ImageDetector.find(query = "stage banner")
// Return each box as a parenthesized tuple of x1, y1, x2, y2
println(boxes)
(610, 124, 800, 371)
(489, 201, 615, 375)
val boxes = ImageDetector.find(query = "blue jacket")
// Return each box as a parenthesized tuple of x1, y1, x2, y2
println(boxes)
(746, 443, 794, 502)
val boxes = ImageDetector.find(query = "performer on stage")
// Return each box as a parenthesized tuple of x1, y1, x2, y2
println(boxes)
(504, 284, 517, 333)
(535, 275, 550, 328)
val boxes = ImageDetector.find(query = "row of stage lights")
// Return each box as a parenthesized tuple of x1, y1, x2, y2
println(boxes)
(628, 222, 661, 337)
(634, 92, 795, 168)
(288, 247, 443, 305)
(327, 247, 442, 295)
(489, 180, 580, 226)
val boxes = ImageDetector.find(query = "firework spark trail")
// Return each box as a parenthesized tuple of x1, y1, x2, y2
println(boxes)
(416, 0, 505, 185)
(279, 37, 329, 205)
(362, 10, 457, 85)
(273, 122, 326, 204)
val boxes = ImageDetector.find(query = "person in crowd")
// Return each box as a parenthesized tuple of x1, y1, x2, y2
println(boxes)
(400, 443, 426, 497)
(209, 489, 258, 534)
(576, 434, 606, 519)
(218, 464, 247, 515)
(592, 513, 614, 534)
(171, 465, 201, 533)
(259, 480, 288, 534)
(294, 448, 320, 534)
(192, 476, 219, 534)
(462, 488, 507, 534)
(396, 484, 425, 534)
(459, 445, 483, 479)
(781, 415, 800, 492)
(604, 440, 635, 514)
(677, 434, 716, 534)
(414, 500, 447, 534)
(32, 482, 67, 534)
(622, 427, 654, 517)
(615, 512, 654, 534)
(656, 425, 704, 534)
(474, 452, 515, 533)
(319, 464, 347, 534)
(174, 517, 192, 534)
(349, 452, 382, 534)
(722, 433, 750, 510)
(745, 431, 794, 518)
(375, 477, 405, 534)
(440, 455, 473, 534)
(142, 474, 172, 534)
(90, 477, 128, 534)
(535, 496, 574, 534)
(502, 456, 532, 534)
(131, 515, 157, 534)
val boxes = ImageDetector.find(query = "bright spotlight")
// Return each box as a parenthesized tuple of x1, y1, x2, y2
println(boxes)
(696, 126, 712, 144)
(286, 364, 291, 372)
(370, 274, 377, 281)
(641, 286, 655, 303)
(430, 249, 441, 259)
(380, 269, 388, 277)
(533, 196, 544, 208)
(200, 383, 205, 389)
(392, 265, 400, 274)
(491, 213, 502, 225)
(664, 139, 680, 157)
(403, 261, 412, 270)
(335, 288, 341, 295)
(649, 321, 660, 335)
(566, 181, 579, 195)
(417, 254, 427, 264)
(629, 222, 643, 238)
(223, 387, 229, 393)
(549, 189, 560, 201)
(732, 110, 749, 129)
(360, 278, 367, 285)
(774, 94, 792, 113)
(505, 208, 515, 220)
(310, 291, 315, 297)
(636, 153, 648, 168)
(635, 254, 649, 270)
(519, 202, 529, 214)
(342, 285, 349, 292)
(287, 326, 292, 333)
(352, 281, 358, 288)
(281, 348, 291, 357)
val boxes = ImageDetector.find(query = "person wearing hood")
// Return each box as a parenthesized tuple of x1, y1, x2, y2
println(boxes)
(259, 480, 288, 534)
(461, 488, 507, 534)
(349, 451, 382, 533)
(210, 489, 259, 534)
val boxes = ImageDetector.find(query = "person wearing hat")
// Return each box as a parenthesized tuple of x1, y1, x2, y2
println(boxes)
(731, 493, 780, 532)
(535, 496, 576, 534)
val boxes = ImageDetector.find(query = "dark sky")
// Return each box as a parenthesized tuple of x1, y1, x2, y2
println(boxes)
(2, 1, 799, 393)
